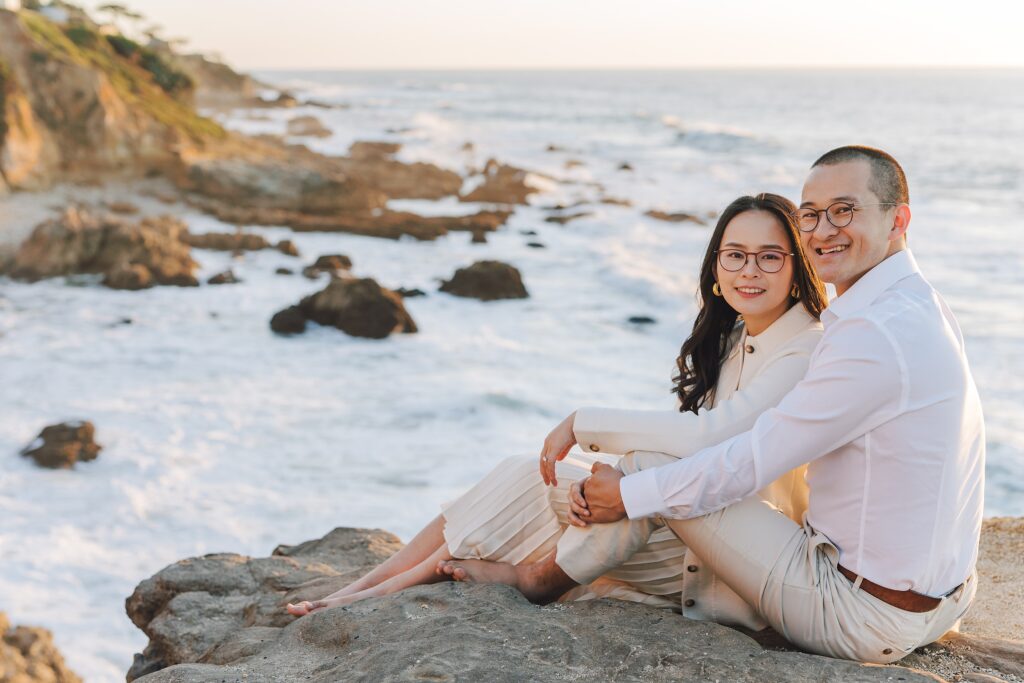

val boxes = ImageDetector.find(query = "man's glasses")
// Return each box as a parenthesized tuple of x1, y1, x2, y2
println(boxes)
(793, 201, 897, 232)
(716, 249, 793, 274)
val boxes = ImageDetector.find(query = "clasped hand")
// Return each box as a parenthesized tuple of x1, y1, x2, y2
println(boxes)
(537, 412, 627, 526)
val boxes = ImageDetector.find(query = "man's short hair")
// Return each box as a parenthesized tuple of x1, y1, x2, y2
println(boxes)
(812, 146, 909, 205)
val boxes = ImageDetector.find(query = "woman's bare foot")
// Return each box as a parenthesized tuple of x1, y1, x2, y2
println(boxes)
(286, 593, 363, 616)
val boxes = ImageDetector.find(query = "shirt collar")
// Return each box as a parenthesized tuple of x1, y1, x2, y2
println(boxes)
(821, 249, 920, 327)
(740, 303, 819, 357)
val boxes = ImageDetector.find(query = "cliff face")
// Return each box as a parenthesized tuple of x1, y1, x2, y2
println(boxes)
(0, 8, 223, 191)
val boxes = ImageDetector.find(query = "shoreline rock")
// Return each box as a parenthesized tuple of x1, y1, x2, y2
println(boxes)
(271, 277, 418, 339)
(123, 522, 1024, 683)
(440, 260, 529, 301)
(19, 420, 101, 469)
(1, 611, 83, 682)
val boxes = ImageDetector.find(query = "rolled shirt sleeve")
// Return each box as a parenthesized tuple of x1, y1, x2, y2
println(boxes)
(618, 316, 906, 520)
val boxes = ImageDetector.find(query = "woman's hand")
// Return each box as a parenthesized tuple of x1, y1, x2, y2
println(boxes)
(539, 411, 577, 486)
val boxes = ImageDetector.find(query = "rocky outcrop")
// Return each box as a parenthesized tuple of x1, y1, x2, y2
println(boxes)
(271, 278, 417, 339)
(330, 140, 463, 201)
(440, 260, 529, 301)
(123, 524, 1024, 683)
(0, 10, 223, 190)
(3, 207, 199, 288)
(286, 115, 331, 138)
(182, 230, 297, 256)
(19, 420, 100, 469)
(645, 209, 705, 225)
(173, 53, 257, 109)
(1, 611, 83, 682)
(461, 159, 538, 205)
(545, 211, 591, 225)
(188, 199, 511, 241)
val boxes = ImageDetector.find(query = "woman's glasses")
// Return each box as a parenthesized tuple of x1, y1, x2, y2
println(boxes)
(716, 249, 793, 274)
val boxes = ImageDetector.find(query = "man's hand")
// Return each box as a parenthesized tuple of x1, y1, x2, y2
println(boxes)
(539, 411, 577, 486)
(569, 463, 626, 526)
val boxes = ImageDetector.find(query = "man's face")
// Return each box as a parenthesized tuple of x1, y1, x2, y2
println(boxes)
(799, 159, 901, 295)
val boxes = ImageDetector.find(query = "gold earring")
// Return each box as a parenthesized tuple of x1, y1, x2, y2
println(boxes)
(712, 282, 722, 296)
(791, 283, 800, 299)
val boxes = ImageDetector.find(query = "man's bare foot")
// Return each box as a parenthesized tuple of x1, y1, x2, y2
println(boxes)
(436, 559, 520, 586)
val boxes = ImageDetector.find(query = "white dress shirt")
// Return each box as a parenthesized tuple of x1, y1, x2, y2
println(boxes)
(615, 250, 985, 598)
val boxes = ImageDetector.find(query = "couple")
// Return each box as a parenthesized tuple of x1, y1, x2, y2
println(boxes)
(287, 145, 984, 665)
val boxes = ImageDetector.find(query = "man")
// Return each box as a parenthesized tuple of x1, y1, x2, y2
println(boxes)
(439, 146, 985, 664)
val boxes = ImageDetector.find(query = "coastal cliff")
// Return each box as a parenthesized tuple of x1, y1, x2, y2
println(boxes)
(123, 521, 1024, 683)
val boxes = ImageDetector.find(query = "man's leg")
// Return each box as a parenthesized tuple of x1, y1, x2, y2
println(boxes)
(554, 450, 677, 585)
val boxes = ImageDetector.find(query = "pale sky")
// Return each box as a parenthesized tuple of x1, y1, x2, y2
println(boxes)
(82, 0, 1024, 70)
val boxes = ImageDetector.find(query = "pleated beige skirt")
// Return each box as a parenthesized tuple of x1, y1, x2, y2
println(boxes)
(441, 452, 686, 610)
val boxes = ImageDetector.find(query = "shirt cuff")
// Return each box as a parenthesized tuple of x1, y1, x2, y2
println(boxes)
(619, 468, 670, 519)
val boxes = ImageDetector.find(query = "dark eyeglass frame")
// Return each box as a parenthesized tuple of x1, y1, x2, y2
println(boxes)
(793, 201, 898, 233)
(715, 249, 794, 274)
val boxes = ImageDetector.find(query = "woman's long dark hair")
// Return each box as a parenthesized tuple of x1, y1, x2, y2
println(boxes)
(672, 193, 827, 413)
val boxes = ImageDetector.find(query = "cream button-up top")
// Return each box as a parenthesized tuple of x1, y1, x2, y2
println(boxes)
(574, 303, 824, 629)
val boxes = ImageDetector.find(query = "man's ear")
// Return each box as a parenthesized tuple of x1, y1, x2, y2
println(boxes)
(890, 204, 911, 243)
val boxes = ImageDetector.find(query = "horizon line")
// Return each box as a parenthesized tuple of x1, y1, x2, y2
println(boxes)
(244, 64, 1024, 73)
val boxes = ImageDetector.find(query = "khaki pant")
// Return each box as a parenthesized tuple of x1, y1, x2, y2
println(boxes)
(556, 453, 976, 665)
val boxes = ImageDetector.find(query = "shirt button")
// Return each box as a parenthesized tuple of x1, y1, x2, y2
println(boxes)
(684, 599, 696, 607)
(882, 648, 893, 655)
(687, 565, 698, 573)
(745, 344, 755, 354)
(589, 444, 599, 452)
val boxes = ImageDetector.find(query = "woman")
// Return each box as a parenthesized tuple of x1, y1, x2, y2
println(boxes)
(288, 193, 827, 628)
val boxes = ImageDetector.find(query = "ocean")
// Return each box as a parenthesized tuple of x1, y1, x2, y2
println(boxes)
(1, 69, 1022, 681)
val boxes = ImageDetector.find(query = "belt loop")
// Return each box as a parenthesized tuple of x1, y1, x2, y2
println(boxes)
(852, 574, 864, 594)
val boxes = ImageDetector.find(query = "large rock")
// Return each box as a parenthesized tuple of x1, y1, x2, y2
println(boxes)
(301, 253, 352, 280)
(182, 231, 271, 251)
(123, 524, 1024, 683)
(1, 611, 83, 682)
(461, 158, 539, 205)
(295, 278, 418, 339)
(19, 420, 101, 469)
(440, 260, 529, 301)
(3, 207, 199, 287)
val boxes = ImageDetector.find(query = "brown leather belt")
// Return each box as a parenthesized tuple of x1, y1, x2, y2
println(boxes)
(837, 564, 949, 613)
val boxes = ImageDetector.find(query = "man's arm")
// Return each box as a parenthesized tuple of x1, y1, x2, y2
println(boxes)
(618, 316, 906, 520)
(573, 349, 815, 458)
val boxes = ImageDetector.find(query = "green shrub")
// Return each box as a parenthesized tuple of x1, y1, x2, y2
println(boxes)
(64, 25, 98, 48)
(105, 34, 139, 59)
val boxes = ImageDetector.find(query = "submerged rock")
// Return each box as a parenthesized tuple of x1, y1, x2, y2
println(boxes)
(207, 270, 240, 285)
(440, 260, 529, 301)
(123, 524, 1024, 683)
(20, 421, 101, 469)
(4, 207, 199, 288)
(394, 287, 426, 298)
(301, 254, 353, 279)
(545, 211, 591, 225)
(297, 278, 417, 339)
(461, 159, 538, 205)
(285, 115, 332, 138)
(276, 239, 299, 257)
(645, 209, 705, 225)
(1, 611, 83, 682)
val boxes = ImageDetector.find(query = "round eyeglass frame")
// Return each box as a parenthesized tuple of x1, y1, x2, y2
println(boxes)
(715, 249, 794, 274)
(794, 201, 898, 233)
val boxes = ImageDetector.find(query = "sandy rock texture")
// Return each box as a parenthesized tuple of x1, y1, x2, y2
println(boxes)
(2, 206, 198, 288)
(0, 612, 82, 683)
(123, 523, 1024, 683)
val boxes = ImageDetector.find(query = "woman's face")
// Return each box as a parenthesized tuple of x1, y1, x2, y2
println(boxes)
(715, 210, 795, 331)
